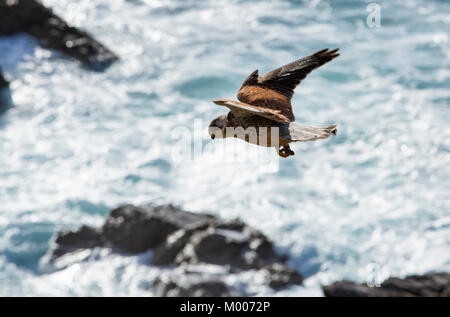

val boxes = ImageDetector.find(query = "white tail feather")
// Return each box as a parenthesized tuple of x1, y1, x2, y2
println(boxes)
(287, 123, 337, 142)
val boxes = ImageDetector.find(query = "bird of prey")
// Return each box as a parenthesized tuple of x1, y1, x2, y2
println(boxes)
(208, 48, 339, 157)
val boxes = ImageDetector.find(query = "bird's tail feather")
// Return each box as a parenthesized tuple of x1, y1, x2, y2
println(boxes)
(288, 123, 337, 142)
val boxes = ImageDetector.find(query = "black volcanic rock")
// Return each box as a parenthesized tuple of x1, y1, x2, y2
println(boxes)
(48, 204, 303, 294)
(0, 0, 117, 67)
(323, 272, 450, 297)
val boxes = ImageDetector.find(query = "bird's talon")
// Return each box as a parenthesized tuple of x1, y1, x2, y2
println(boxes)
(277, 145, 294, 158)
(278, 151, 289, 158)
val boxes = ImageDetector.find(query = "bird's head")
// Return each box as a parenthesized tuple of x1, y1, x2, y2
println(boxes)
(208, 113, 228, 140)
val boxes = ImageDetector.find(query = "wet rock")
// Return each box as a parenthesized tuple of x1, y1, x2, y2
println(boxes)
(103, 204, 214, 253)
(50, 225, 103, 260)
(0, 67, 8, 89)
(48, 203, 303, 293)
(381, 273, 450, 297)
(47, 204, 214, 257)
(152, 229, 195, 266)
(323, 280, 383, 297)
(174, 220, 284, 271)
(323, 272, 450, 297)
(0, 0, 117, 67)
(153, 274, 236, 297)
(263, 263, 303, 289)
(179, 226, 250, 268)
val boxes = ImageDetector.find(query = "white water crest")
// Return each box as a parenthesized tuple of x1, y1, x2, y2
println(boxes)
(0, 0, 449, 296)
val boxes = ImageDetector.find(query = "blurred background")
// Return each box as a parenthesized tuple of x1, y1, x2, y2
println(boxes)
(0, 0, 449, 296)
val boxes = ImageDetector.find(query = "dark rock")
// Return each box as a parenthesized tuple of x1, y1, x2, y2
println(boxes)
(0, 0, 118, 67)
(0, 83, 12, 113)
(263, 263, 303, 289)
(102, 204, 214, 253)
(0, 67, 8, 88)
(153, 274, 236, 297)
(152, 229, 194, 266)
(180, 226, 249, 268)
(323, 280, 385, 297)
(48, 204, 215, 256)
(174, 220, 284, 271)
(51, 225, 103, 260)
(323, 272, 450, 297)
(48, 203, 303, 293)
(381, 273, 450, 296)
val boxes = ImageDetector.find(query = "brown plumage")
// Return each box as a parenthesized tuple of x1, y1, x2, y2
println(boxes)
(237, 48, 339, 122)
(209, 49, 340, 158)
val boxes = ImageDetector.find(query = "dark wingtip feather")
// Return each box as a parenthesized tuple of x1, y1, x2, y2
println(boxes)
(316, 48, 340, 58)
(328, 124, 338, 135)
(245, 48, 340, 100)
(331, 126, 337, 135)
(314, 48, 330, 55)
(329, 48, 340, 58)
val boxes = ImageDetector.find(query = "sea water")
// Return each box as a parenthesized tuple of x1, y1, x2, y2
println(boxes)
(0, 0, 449, 296)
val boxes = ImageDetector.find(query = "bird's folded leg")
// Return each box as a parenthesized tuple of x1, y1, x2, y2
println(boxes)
(277, 144, 295, 158)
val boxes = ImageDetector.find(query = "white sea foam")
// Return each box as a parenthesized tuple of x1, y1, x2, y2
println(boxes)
(0, 0, 449, 296)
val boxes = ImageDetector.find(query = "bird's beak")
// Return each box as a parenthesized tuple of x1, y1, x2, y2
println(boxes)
(213, 99, 227, 106)
(211, 134, 215, 140)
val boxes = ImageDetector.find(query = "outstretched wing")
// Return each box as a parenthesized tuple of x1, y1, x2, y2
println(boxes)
(256, 48, 340, 99)
(237, 48, 340, 121)
(213, 98, 290, 123)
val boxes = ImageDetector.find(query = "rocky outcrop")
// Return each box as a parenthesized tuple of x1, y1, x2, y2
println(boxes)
(50, 204, 214, 260)
(153, 274, 236, 297)
(154, 219, 287, 271)
(102, 204, 215, 253)
(323, 272, 450, 297)
(0, 67, 10, 110)
(262, 263, 303, 289)
(47, 204, 303, 296)
(0, 67, 8, 89)
(51, 225, 103, 260)
(0, 0, 117, 67)
(45, 204, 450, 297)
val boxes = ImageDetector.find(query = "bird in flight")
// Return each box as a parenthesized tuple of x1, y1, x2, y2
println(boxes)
(208, 48, 339, 157)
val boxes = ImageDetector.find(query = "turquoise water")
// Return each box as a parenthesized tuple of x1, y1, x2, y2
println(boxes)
(0, 0, 449, 296)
